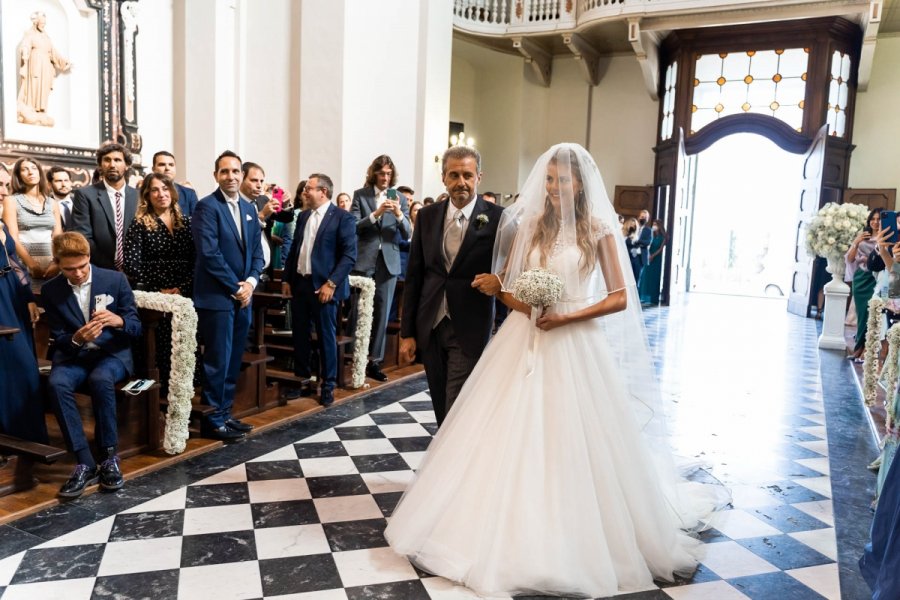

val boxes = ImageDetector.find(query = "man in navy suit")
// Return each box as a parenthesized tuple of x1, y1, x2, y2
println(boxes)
(282, 174, 357, 406)
(350, 155, 411, 382)
(71, 142, 139, 270)
(152, 151, 199, 217)
(193, 150, 265, 442)
(43, 232, 142, 498)
(633, 209, 652, 281)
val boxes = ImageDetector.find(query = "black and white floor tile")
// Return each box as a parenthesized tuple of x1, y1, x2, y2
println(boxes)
(0, 295, 880, 598)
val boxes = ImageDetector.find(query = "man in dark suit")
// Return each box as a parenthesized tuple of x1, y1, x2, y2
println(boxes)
(399, 146, 503, 426)
(193, 150, 265, 443)
(43, 232, 142, 498)
(282, 174, 357, 406)
(350, 155, 411, 382)
(633, 209, 652, 281)
(71, 142, 138, 270)
(152, 151, 199, 217)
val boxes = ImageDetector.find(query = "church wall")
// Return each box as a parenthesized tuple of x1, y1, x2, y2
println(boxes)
(849, 35, 900, 205)
(135, 0, 175, 172)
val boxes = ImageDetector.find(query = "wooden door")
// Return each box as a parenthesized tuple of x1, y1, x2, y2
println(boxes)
(666, 130, 693, 300)
(844, 188, 896, 212)
(613, 185, 654, 219)
(787, 126, 828, 317)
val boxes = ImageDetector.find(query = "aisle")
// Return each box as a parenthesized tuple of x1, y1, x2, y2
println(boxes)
(0, 295, 876, 599)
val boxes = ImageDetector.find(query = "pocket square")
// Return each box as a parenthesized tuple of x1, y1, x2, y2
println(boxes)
(94, 293, 114, 311)
(246, 214, 253, 221)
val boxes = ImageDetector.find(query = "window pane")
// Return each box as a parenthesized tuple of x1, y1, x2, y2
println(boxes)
(695, 54, 722, 82)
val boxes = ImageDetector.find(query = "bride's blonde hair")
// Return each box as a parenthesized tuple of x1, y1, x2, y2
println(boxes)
(529, 149, 598, 276)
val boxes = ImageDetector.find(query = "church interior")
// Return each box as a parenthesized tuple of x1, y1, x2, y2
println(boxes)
(1, 0, 899, 598)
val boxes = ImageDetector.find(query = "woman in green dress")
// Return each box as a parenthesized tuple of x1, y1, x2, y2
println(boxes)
(845, 209, 882, 361)
(639, 219, 666, 306)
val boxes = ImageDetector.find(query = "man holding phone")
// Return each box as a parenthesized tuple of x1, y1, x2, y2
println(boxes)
(351, 155, 411, 382)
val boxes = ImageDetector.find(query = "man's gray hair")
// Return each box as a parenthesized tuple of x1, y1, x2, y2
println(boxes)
(308, 173, 333, 199)
(441, 145, 481, 174)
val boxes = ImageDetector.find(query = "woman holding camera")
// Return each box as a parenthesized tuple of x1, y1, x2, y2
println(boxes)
(846, 209, 884, 361)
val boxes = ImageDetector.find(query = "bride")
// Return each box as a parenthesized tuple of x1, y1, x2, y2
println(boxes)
(384, 143, 730, 597)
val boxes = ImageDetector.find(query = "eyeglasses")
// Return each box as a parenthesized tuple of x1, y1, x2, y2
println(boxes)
(303, 185, 324, 192)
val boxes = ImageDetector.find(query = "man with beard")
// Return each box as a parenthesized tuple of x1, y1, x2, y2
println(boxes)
(399, 146, 504, 426)
(71, 143, 139, 271)
(48, 166, 74, 230)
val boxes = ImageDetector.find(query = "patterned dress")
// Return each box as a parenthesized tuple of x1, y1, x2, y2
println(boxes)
(12, 193, 55, 291)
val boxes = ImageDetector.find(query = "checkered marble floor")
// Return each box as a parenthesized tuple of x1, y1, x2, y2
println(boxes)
(0, 295, 871, 599)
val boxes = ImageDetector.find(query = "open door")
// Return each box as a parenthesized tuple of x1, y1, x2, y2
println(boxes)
(666, 129, 695, 300)
(787, 125, 828, 317)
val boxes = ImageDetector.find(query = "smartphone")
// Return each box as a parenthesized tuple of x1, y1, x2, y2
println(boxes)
(272, 187, 284, 211)
(882, 210, 899, 244)
(386, 188, 398, 201)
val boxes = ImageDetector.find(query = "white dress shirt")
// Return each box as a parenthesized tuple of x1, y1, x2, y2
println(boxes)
(69, 266, 99, 349)
(298, 203, 329, 276)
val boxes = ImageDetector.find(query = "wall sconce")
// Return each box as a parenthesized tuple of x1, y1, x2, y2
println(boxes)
(450, 131, 476, 148)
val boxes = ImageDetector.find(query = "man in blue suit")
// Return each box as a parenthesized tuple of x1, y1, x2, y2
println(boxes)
(43, 232, 142, 498)
(282, 173, 357, 406)
(633, 209, 652, 281)
(152, 150, 199, 217)
(193, 150, 265, 442)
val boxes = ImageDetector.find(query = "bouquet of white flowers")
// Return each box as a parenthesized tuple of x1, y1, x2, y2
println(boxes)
(513, 268, 564, 307)
(805, 202, 870, 259)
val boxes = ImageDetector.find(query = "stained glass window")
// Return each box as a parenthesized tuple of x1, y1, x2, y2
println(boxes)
(827, 51, 851, 138)
(690, 48, 809, 135)
(661, 62, 677, 141)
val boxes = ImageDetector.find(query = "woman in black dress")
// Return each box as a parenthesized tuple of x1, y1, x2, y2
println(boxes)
(124, 173, 195, 385)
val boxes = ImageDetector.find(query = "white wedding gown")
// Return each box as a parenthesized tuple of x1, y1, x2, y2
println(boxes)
(385, 246, 728, 598)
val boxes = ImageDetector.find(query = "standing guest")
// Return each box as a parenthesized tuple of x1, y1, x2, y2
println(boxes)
(0, 163, 11, 211)
(623, 217, 642, 282)
(48, 166, 74, 230)
(397, 186, 415, 204)
(422, 196, 435, 206)
(124, 173, 195, 385)
(350, 155, 411, 382)
(71, 142, 138, 271)
(192, 151, 264, 443)
(399, 146, 504, 425)
(436, 192, 449, 203)
(335, 192, 352, 211)
(43, 232, 142, 498)
(846, 209, 883, 361)
(639, 219, 666, 306)
(0, 219, 47, 444)
(281, 174, 357, 405)
(3, 156, 62, 290)
(410, 200, 423, 227)
(240, 162, 276, 270)
(151, 151, 198, 217)
(482, 191, 497, 204)
(632, 209, 652, 283)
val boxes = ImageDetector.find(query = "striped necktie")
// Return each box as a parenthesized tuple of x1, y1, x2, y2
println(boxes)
(114, 191, 124, 270)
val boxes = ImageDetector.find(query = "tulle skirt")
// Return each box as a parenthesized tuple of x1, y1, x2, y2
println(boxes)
(385, 308, 729, 598)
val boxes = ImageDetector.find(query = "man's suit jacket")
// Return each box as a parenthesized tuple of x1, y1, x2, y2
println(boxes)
(350, 186, 411, 277)
(41, 267, 142, 374)
(71, 182, 138, 270)
(401, 197, 504, 359)
(175, 183, 199, 217)
(192, 188, 265, 311)
(283, 204, 357, 303)
(635, 224, 652, 266)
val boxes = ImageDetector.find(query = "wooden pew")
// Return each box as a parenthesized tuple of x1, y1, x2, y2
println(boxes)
(0, 434, 66, 496)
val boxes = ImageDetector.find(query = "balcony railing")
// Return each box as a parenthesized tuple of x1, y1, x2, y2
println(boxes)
(452, 0, 869, 36)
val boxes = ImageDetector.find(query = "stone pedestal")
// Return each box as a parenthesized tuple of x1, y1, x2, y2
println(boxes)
(819, 255, 851, 350)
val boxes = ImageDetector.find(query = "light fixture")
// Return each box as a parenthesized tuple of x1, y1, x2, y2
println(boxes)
(450, 131, 476, 148)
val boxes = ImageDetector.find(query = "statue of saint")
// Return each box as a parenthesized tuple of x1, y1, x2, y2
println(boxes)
(16, 12, 71, 127)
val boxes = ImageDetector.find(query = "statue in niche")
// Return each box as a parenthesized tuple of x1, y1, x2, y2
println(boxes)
(16, 11, 72, 127)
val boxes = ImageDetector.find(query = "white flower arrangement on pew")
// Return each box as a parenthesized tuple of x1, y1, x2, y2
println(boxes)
(804, 202, 869, 259)
(349, 275, 376, 389)
(133, 291, 198, 455)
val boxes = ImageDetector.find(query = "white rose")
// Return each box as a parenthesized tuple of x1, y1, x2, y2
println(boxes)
(824, 217, 833, 226)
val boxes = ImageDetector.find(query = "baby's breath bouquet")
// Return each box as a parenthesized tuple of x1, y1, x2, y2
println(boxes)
(805, 202, 869, 259)
(513, 268, 564, 307)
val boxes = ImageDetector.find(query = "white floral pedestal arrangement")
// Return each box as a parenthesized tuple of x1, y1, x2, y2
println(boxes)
(804, 202, 869, 350)
(818, 255, 851, 349)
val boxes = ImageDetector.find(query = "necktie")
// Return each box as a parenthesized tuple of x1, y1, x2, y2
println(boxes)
(229, 199, 243, 242)
(61, 201, 71, 228)
(443, 209, 465, 268)
(114, 192, 124, 270)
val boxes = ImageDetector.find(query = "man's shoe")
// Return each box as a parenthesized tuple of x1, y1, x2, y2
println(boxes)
(59, 464, 99, 499)
(98, 455, 124, 492)
(204, 424, 246, 443)
(225, 419, 253, 433)
(366, 364, 388, 382)
(320, 389, 334, 407)
(281, 386, 304, 400)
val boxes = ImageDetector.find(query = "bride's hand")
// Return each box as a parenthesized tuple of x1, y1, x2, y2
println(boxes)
(536, 311, 568, 331)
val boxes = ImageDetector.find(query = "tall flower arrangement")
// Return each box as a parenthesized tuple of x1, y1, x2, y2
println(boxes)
(804, 202, 869, 259)
(349, 275, 376, 389)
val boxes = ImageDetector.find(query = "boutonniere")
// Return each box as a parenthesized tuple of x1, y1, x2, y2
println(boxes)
(475, 214, 490, 230)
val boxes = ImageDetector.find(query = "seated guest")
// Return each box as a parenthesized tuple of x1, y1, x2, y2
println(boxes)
(0, 219, 47, 444)
(124, 173, 195, 385)
(282, 174, 357, 406)
(151, 150, 199, 217)
(43, 232, 142, 498)
(3, 156, 63, 290)
(71, 142, 139, 271)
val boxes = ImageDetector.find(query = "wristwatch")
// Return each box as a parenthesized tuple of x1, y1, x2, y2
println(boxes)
(325, 279, 337, 289)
